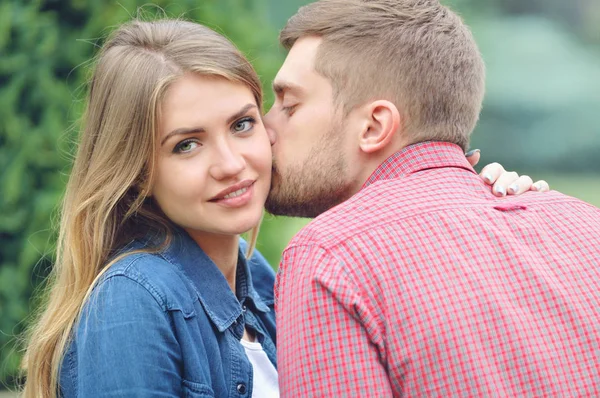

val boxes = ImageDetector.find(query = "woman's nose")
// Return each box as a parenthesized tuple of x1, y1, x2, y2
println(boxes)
(209, 141, 246, 180)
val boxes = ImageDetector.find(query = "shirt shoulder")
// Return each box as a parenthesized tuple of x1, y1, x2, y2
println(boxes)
(63, 254, 188, 398)
(97, 250, 197, 318)
(286, 172, 438, 249)
(288, 169, 599, 250)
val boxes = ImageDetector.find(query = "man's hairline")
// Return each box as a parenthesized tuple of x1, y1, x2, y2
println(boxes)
(281, 34, 383, 117)
(275, 35, 336, 104)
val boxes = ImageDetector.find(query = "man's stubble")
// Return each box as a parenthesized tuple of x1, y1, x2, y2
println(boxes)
(264, 120, 355, 218)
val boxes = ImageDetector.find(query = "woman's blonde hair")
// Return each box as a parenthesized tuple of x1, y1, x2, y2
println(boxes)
(22, 19, 264, 397)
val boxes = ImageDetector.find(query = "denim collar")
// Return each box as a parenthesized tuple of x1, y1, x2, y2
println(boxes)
(151, 227, 270, 332)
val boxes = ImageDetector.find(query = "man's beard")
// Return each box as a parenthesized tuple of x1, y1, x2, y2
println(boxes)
(265, 126, 354, 218)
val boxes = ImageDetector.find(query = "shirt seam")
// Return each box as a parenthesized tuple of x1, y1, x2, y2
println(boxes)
(285, 245, 386, 350)
(99, 272, 170, 314)
(99, 254, 188, 318)
(93, 273, 180, 353)
(327, 248, 386, 341)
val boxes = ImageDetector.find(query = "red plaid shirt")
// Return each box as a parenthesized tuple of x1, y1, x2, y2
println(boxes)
(275, 141, 600, 397)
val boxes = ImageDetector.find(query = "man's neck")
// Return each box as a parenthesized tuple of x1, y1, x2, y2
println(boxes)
(352, 139, 411, 195)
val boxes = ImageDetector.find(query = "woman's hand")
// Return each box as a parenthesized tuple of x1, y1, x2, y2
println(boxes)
(466, 149, 550, 197)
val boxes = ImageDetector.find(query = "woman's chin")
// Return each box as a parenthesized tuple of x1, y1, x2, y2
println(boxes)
(231, 217, 262, 235)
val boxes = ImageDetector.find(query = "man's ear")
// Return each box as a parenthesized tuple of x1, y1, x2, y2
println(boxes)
(358, 100, 400, 154)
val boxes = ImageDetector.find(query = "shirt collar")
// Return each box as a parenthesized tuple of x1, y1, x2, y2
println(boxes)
(236, 240, 272, 313)
(156, 227, 269, 332)
(363, 141, 477, 189)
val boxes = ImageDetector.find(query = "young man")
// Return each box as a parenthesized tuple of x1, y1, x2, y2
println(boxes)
(263, 0, 600, 396)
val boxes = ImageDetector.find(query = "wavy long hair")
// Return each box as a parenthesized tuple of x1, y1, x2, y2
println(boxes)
(21, 19, 264, 398)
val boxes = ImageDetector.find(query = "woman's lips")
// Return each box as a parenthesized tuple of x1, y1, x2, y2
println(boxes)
(210, 181, 255, 208)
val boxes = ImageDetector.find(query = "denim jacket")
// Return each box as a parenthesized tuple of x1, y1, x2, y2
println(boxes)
(59, 229, 276, 397)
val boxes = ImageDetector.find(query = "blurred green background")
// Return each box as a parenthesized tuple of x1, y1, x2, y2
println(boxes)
(1, 0, 599, 391)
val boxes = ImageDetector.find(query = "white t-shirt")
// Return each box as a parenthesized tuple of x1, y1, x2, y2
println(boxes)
(240, 339, 279, 398)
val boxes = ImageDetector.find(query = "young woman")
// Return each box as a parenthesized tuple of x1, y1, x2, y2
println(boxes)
(21, 18, 545, 398)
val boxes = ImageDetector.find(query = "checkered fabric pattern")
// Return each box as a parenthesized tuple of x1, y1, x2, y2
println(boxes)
(275, 141, 600, 397)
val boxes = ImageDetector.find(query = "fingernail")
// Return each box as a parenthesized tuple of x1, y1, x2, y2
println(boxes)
(465, 149, 480, 157)
(495, 186, 506, 196)
(483, 173, 493, 184)
(508, 184, 519, 194)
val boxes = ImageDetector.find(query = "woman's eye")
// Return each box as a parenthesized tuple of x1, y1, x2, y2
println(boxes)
(233, 117, 255, 133)
(174, 140, 199, 153)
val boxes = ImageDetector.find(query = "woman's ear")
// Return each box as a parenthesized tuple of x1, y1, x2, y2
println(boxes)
(136, 174, 153, 198)
(358, 100, 401, 154)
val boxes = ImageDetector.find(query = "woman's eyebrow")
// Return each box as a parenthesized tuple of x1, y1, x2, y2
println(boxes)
(226, 103, 257, 124)
(161, 126, 205, 146)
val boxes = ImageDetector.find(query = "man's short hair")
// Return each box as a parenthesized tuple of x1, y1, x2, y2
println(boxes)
(280, 0, 486, 150)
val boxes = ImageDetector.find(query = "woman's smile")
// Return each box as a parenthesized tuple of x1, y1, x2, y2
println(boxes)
(210, 179, 256, 208)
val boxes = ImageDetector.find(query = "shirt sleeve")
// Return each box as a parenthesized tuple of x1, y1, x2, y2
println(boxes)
(72, 275, 184, 397)
(275, 244, 393, 397)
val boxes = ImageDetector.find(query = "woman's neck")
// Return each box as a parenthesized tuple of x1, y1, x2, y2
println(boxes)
(185, 230, 240, 293)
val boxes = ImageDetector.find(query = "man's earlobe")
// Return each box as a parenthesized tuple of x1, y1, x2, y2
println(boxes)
(359, 100, 400, 154)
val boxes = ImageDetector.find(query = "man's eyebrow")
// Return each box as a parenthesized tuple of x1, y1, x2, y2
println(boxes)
(161, 103, 257, 146)
(272, 81, 303, 96)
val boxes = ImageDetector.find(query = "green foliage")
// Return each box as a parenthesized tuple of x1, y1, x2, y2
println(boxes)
(256, 215, 310, 267)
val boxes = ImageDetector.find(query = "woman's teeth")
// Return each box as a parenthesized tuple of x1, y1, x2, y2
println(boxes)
(223, 187, 248, 199)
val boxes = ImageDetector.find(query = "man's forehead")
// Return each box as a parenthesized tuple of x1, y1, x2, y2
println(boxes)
(274, 36, 323, 91)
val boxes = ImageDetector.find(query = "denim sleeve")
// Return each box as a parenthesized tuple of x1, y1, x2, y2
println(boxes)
(74, 274, 183, 397)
